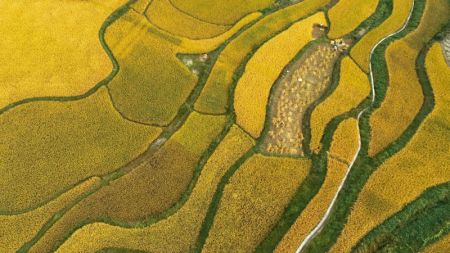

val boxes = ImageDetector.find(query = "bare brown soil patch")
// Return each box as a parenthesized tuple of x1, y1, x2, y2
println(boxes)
(262, 43, 340, 156)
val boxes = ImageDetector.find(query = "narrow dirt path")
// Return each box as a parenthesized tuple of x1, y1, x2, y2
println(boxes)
(294, 1, 416, 252)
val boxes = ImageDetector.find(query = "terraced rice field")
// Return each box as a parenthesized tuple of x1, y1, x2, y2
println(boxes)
(1, 0, 450, 252)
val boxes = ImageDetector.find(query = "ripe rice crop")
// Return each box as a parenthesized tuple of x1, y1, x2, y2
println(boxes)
(0, 177, 100, 252)
(328, 0, 379, 39)
(328, 118, 360, 164)
(105, 11, 197, 125)
(275, 158, 347, 253)
(0, 87, 161, 212)
(130, 0, 150, 14)
(234, 12, 326, 138)
(177, 13, 262, 54)
(310, 57, 370, 152)
(41, 126, 254, 253)
(145, 0, 231, 39)
(170, 0, 275, 25)
(368, 0, 450, 155)
(330, 41, 450, 253)
(0, 0, 127, 108)
(350, 0, 413, 71)
(202, 154, 310, 252)
(27, 112, 227, 252)
(194, 0, 330, 114)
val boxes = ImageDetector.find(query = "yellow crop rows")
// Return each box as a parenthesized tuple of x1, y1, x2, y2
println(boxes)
(330, 42, 450, 253)
(234, 12, 326, 138)
(194, 0, 330, 114)
(0, 178, 100, 252)
(328, 0, 379, 39)
(310, 57, 370, 152)
(170, 0, 275, 25)
(368, 0, 450, 155)
(351, 0, 413, 71)
(145, 0, 230, 39)
(43, 126, 254, 253)
(202, 154, 311, 252)
(420, 233, 450, 253)
(329, 118, 360, 164)
(0, 0, 127, 108)
(0, 87, 161, 212)
(275, 158, 348, 253)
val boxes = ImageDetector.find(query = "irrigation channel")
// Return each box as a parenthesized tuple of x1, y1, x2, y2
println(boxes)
(295, 1, 416, 252)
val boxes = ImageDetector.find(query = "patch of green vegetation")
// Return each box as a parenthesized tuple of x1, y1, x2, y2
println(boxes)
(353, 182, 450, 252)
(300, 2, 450, 252)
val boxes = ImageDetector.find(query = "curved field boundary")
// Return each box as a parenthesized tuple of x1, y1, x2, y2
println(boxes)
(352, 182, 450, 252)
(17, 42, 228, 252)
(327, 0, 380, 39)
(144, 0, 231, 40)
(0, 0, 137, 117)
(294, 0, 416, 251)
(130, 0, 152, 14)
(194, 0, 331, 114)
(0, 0, 138, 216)
(14, 0, 283, 249)
(20, 1, 320, 250)
(254, 0, 396, 249)
(0, 178, 101, 252)
(233, 12, 327, 138)
(51, 125, 255, 253)
(421, 232, 450, 253)
(169, 0, 274, 26)
(367, 0, 450, 156)
(14, 14, 231, 253)
(296, 108, 368, 253)
(350, 0, 415, 72)
(297, 2, 445, 252)
(330, 30, 450, 253)
(167, 0, 238, 26)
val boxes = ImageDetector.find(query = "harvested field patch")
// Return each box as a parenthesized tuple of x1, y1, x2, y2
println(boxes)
(0, 177, 100, 252)
(0, 0, 127, 109)
(0, 87, 161, 212)
(202, 154, 311, 252)
(350, 0, 414, 71)
(328, 0, 379, 39)
(52, 125, 254, 253)
(194, 0, 330, 114)
(106, 11, 197, 125)
(234, 12, 327, 138)
(329, 41, 450, 253)
(368, 0, 450, 156)
(145, 0, 231, 39)
(261, 43, 340, 155)
(170, 0, 275, 25)
(28, 113, 227, 253)
(275, 158, 347, 253)
(310, 57, 370, 152)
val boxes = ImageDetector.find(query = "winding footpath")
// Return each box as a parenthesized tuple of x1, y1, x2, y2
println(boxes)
(295, 1, 416, 252)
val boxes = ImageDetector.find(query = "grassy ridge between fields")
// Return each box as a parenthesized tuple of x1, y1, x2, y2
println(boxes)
(301, 1, 450, 251)
(349, 34, 450, 253)
(194, 0, 330, 114)
(0, 0, 136, 116)
(352, 182, 450, 252)
(11, 1, 236, 251)
(255, 0, 397, 250)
